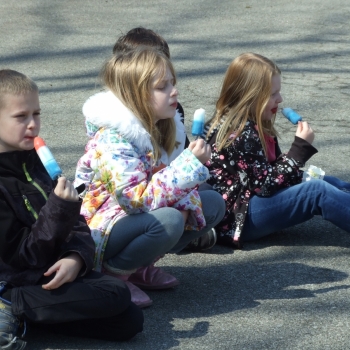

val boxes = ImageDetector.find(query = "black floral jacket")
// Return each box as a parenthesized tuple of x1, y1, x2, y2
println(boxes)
(206, 120, 318, 248)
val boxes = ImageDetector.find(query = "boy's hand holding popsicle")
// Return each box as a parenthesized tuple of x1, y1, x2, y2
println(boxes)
(34, 137, 83, 200)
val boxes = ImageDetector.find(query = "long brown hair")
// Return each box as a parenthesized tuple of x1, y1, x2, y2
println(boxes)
(207, 53, 281, 155)
(101, 47, 176, 161)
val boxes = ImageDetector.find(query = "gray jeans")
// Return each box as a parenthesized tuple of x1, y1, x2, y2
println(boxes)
(104, 190, 225, 270)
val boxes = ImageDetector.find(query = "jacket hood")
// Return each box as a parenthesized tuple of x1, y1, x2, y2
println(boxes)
(82, 90, 184, 155)
(83, 90, 152, 151)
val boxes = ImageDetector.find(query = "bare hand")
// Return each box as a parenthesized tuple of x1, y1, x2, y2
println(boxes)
(54, 177, 79, 201)
(295, 121, 315, 144)
(42, 253, 84, 290)
(188, 139, 211, 163)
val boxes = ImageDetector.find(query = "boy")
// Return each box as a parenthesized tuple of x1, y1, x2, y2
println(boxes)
(0, 69, 143, 349)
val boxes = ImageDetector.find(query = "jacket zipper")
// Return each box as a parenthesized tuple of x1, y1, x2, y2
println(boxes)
(22, 195, 38, 220)
(22, 163, 48, 200)
(21, 162, 48, 219)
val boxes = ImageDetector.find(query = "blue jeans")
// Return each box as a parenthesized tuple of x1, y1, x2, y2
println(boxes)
(242, 176, 350, 241)
(104, 190, 225, 270)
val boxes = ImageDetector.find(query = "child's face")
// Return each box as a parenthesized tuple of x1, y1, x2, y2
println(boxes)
(0, 91, 41, 153)
(150, 66, 178, 122)
(262, 74, 283, 121)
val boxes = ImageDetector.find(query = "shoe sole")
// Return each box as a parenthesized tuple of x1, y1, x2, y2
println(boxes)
(136, 300, 153, 308)
(130, 280, 180, 290)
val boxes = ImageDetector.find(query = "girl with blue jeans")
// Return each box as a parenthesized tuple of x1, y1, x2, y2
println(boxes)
(203, 53, 350, 248)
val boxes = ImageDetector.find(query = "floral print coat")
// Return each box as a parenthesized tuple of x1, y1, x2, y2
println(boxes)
(205, 119, 318, 248)
(75, 91, 210, 270)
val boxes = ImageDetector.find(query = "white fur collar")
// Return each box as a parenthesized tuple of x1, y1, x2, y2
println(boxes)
(83, 90, 152, 151)
(83, 90, 184, 154)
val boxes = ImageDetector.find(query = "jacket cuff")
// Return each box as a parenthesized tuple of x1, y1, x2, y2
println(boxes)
(58, 250, 91, 277)
(286, 136, 318, 167)
(172, 189, 206, 231)
(48, 191, 82, 214)
(170, 149, 210, 184)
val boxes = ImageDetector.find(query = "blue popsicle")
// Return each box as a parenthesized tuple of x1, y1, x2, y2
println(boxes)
(192, 108, 206, 138)
(281, 108, 303, 125)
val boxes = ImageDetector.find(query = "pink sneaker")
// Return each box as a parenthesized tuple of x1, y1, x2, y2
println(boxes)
(124, 281, 153, 308)
(102, 263, 153, 308)
(128, 264, 179, 290)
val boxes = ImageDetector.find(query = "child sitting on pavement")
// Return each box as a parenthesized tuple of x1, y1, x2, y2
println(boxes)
(74, 47, 225, 308)
(112, 27, 217, 252)
(0, 69, 143, 349)
(203, 53, 350, 248)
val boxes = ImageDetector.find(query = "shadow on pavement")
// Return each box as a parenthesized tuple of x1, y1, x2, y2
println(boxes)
(26, 259, 349, 349)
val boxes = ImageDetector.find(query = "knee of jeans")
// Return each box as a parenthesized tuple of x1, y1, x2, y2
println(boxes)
(155, 208, 184, 242)
(302, 179, 329, 193)
(200, 190, 226, 224)
(216, 192, 226, 220)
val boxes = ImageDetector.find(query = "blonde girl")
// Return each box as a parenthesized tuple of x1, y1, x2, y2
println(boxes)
(75, 47, 225, 307)
(205, 52, 350, 248)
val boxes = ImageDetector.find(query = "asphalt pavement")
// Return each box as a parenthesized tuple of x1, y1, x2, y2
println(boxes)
(1, 0, 350, 349)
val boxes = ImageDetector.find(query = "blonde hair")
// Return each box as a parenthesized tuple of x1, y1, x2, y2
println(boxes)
(101, 47, 176, 161)
(207, 53, 281, 155)
(0, 69, 38, 110)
